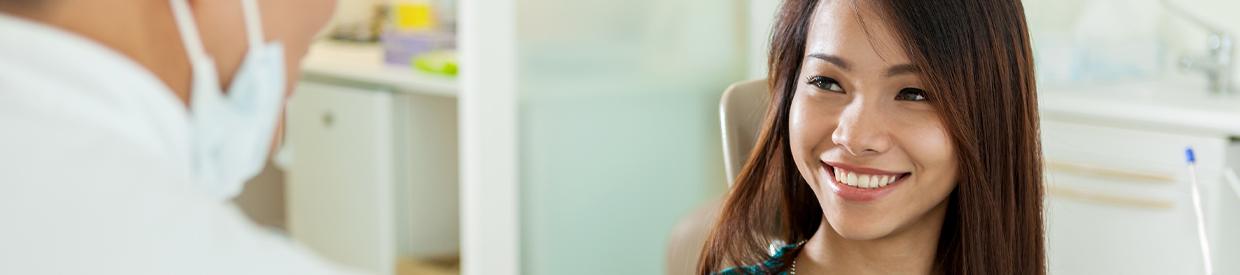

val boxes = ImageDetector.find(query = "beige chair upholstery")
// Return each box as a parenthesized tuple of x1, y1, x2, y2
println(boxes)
(718, 79, 773, 185)
(666, 79, 770, 275)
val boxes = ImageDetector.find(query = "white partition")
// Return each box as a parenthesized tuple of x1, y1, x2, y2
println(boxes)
(458, 0, 520, 274)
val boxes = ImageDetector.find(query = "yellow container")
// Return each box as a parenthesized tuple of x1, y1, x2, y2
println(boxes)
(392, 1, 436, 31)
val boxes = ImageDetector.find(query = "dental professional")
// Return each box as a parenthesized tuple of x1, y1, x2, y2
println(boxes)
(0, 0, 363, 274)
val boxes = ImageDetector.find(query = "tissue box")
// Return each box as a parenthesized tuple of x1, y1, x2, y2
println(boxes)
(381, 29, 454, 66)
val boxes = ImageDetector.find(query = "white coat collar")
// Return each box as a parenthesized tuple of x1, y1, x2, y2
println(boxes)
(0, 13, 194, 181)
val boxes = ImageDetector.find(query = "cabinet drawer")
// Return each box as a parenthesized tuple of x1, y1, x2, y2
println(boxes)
(1041, 120, 1227, 275)
(1041, 120, 1227, 206)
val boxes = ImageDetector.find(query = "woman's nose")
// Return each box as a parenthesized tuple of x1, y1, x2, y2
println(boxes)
(830, 100, 891, 157)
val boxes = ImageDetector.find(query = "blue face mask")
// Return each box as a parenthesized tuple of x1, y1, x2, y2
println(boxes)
(171, 0, 287, 199)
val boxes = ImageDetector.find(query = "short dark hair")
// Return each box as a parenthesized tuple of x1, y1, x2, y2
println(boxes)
(0, 0, 47, 10)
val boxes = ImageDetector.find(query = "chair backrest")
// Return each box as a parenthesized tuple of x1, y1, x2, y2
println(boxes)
(663, 79, 773, 275)
(719, 79, 771, 186)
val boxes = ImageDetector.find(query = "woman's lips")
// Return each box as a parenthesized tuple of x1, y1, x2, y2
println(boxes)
(822, 161, 910, 202)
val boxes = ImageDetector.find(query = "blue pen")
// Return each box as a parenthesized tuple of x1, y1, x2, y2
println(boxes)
(1186, 147, 1213, 275)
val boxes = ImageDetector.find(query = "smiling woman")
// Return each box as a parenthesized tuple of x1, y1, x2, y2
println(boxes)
(698, 0, 1043, 274)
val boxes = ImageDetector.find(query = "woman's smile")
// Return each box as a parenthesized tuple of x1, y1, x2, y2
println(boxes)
(822, 161, 911, 202)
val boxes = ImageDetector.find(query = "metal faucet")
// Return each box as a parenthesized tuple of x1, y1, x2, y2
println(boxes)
(1179, 32, 1233, 94)
(1164, 0, 1234, 94)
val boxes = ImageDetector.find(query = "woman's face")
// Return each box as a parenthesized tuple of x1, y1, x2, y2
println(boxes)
(788, 1, 958, 241)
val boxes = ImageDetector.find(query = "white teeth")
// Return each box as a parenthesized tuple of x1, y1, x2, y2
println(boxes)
(832, 167, 900, 189)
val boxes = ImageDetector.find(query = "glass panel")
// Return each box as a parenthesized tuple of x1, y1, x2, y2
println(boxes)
(516, 0, 745, 273)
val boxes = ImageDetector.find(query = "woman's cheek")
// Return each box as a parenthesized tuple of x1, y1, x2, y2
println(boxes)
(790, 91, 846, 189)
(788, 92, 814, 175)
(905, 118, 957, 184)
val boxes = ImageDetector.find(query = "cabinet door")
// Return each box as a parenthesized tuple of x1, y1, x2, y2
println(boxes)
(1042, 120, 1228, 275)
(285, 81, 396, 274)
(391, 94, 460, 259)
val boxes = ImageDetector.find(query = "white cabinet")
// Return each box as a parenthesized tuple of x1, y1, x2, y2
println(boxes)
(286, 82, 397, 274)
(1042, 120, 1239, 274)
(284, 80, 459, 275)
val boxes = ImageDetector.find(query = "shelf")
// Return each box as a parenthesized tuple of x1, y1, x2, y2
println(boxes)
(301, 40, 458, 97)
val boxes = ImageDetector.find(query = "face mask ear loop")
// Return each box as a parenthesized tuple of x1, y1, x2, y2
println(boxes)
(170, 0, 212, 65)
(240, 0, 266, 49)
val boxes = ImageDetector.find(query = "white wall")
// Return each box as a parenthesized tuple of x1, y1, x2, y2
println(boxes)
(746, 0, 1240, 87)
(1022, 0, 1240, 86)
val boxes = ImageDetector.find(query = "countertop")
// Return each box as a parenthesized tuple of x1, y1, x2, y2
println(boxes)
(300, 40, 458, 97)
(1038, 77, 1240, 137)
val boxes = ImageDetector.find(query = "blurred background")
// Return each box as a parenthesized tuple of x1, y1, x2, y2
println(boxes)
(232, 0, 1240, 274)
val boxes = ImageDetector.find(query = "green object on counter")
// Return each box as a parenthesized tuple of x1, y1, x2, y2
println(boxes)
(412, 50, 457, 76)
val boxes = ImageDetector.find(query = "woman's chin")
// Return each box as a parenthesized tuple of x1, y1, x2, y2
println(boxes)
(824, 213, 897, 241)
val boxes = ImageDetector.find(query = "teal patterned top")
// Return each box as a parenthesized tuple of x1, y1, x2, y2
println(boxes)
(716, 243, 803, 275)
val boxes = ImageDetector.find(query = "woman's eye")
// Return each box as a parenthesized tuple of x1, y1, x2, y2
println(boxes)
(806, 76, 844, 93)
(895, 87, 928, 101)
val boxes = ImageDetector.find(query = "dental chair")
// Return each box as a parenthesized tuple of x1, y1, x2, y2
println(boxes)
(665, 79, 770, 275)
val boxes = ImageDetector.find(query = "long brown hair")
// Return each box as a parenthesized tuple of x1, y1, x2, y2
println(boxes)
(698, 0, 1043, 274)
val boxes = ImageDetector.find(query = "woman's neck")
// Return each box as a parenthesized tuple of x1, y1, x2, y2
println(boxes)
(796, 201, 949, 275)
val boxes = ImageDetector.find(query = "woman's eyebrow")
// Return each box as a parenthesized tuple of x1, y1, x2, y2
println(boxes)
(885, 64, 918, 77)
(807, 53, 918, 77)
(808, 53, 851, 71)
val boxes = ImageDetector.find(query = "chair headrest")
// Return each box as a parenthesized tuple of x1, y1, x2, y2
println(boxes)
(719, 79, 771, 187)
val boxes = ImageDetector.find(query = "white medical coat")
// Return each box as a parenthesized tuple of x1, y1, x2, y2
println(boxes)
(0, 13, 363, 275)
